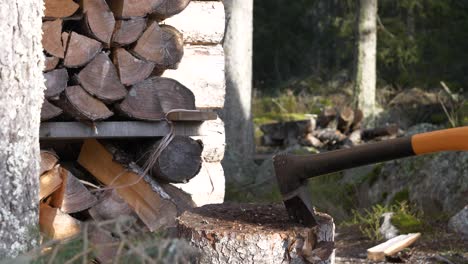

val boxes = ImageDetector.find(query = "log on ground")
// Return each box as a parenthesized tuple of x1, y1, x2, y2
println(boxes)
(178, 203, 335, 264)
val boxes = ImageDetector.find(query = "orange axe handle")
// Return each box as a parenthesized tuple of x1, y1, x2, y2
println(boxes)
(412, 126, 468, 154)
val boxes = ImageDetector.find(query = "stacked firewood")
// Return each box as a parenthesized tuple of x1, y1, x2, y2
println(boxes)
(260, 107, 402, 150)
(41, 0, 199, 123)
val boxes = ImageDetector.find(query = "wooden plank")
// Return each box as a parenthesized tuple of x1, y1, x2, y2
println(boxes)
(166, 109, 217, 121)
(162, 45, 225, 109)
(367, 233, 421, 261)
(40, 121, 210, 139)
(161, 1, 225, 44)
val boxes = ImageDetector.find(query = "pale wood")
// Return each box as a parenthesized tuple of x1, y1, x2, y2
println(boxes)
(191, 118, 225, 162)
(162, 1, 224, 44)
(39, 166, 62, 200)
(152, 0, 191, 19)
(108, 0, 163, 18)
(64, 32, 102, 68)
(40, 150, 59, 175)
(44, 0, 79, 19)
(40, 100, 63, 121)
(81, 0, 116, 45)
(39, 203, 81, 240)
(44, 56, 59, 72)
(112, 48, 154, 86)
(44, 68, 68, 99)
(162, 45, 225, 109)
(112, 18, 147, 46)
(42, 19, 64, 58)
(78, 139, 178, 231)
(367, 233, 421, 261)
(166, 110, 217, 121)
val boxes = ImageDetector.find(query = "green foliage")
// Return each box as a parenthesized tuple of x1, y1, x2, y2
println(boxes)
(391, 188, 410, 204)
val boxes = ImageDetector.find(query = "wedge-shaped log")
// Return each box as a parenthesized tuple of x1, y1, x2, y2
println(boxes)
(112, 48, 154, 86)
(39, 203, 81, 240)
(152, 0, 191, 20)
(88, 190, 135, 221)
(44, 68, 68, 99)
(57, 85, 113, 122)
(44, 55, 60, 72)
(138, 136, 203, 183)
(78, 52, 127, 102)
(44, 0, 79, 19)
(39, 166, 62, 200)
(108, 0, 164, 18)
(42, 19, 64, 58)
(50, 167, 98, 214)
(132, 22, 183, 69)
(112, 18, 147, 46)
(118, 77, 195, 121)
(64, 32, 102, 68)
(41, 100, 63, 121)
(78, 139, 178, 231)
(81, 0, 115, 45)
(40, 150, 59, 176)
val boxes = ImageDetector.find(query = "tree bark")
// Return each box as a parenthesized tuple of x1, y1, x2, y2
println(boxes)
(220, 0, 255, 185)
(354, 0, 377, 124)
(0, 0, 44, 257)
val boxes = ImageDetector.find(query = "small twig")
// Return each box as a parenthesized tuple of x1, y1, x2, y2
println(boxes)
(377, 15, 395, 38)
(82, 223, 88, 264)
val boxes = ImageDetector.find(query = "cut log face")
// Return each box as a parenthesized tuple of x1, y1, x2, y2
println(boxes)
(39, 166, 62, 200)
(64, 32, 102, 68)
(178, 203, 335, 264)
(132, 22, 184, 69)
(337, 107, 355, 134)
(44, 0, 79, 19)
(44, 55, 60, 72)
(44, 68, 68, 99)
(108, 0, 164, 18)
(58, 85, 114, 122)
(50, 167, 98, 214)
(39, 203, 81, 240)
(82, 0, 116, 45)
(139, 136, 203, 183)
(88, 190, 135, 221)
(112, 48, 155, 86)
(40, 150, 59, 175)
(317, 107, 337, 128)
(112, 18, 147, 46)
(78, 52, 127, 102)
(41, 100, 63, 121)
(118, 77, 195, 121)
(42, 19, 64, 58)
(152, 0, 191, 20)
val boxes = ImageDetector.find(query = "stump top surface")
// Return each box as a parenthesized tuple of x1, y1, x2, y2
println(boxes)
(178, 203, 309, 235)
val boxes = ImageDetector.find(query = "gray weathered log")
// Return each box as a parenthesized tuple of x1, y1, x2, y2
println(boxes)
(112, 48, 154, 86)
(81, 0, 116, 45)
(41, 100, 63, 121)
(63, 32, 102, 68)
(112, 18, 147, 46)
(44, 68, 68, 99)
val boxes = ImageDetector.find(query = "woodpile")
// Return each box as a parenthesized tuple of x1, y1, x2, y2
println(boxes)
(260, 107, 403, 150)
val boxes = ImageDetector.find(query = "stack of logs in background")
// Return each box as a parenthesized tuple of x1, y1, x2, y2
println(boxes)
(39, 0, 227, 258)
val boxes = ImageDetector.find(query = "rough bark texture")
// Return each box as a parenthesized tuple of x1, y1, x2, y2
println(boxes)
(178, 203, 335, 264)
(354, 0, 377, 123)
(0, 0, 44, 257)
(220, 0, 255, 185)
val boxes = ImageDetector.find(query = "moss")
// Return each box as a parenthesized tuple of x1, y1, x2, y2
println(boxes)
(391, 211, 423, 233)
(359, 164, 383, 186)
(391, 188, 410, 204)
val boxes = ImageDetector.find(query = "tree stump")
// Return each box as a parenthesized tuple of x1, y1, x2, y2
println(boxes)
(178, 203, 335, 264)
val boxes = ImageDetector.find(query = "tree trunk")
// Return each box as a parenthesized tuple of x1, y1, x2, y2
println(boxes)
(354, 0, 377, 124)
(0, 0, 44, 257)
(220, 0, 255, 185)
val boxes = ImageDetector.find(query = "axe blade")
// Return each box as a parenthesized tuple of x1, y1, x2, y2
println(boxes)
(282, 185, 318, 226)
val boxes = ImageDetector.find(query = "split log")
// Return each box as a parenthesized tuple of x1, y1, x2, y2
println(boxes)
(78, 139, 179, 231)
(44, 55, 60, 72)
(317, 108, 337, 129)
(42, 19, 64, 58)
(57, 85, 113, 122)
(50, 167, 98, 214)
(44, 0, 79, 19)
(137, 136, 203, 183)
(112, 18, 147, 46)
(132, 22, 184, 69)
(337, 107, 355, 134)
(88, 225, 120, 263)
(112, 48, 154, 86)
(39, 203, 81, 240)
(40, 150, 59, 175)
(152, 0, 191, 20)
(44, 68, 68, 99)
(88, 190, 136, 222)
(81, 0, 116, 45)
(118, 77, 195, 121)
(300, 134, 324, 148)
(162, 44, 225, 109)
(313, 128, 347, 145)
(362, 124, 399, 141)
(77, 52, 127, 102)
(64, 32, 102, 68)
(108, 0, 164, 18)
(178, 203, 335, 264)
(41, 100, 63, 121)
(160, 184, 195, 214)
(39, 166, 62, 200)
(161, 1, 225, 44)
(367, 233, 421, 261)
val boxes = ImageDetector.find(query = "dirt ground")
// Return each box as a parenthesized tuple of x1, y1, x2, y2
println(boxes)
(334, 225, 468, 264)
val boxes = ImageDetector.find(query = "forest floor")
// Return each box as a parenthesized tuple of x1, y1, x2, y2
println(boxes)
(334, 224, 467, 264)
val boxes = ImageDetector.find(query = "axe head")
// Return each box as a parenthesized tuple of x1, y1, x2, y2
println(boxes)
(273, 153, 318, 227)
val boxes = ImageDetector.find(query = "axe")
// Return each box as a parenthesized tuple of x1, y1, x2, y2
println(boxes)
(273, 126, 468, 226)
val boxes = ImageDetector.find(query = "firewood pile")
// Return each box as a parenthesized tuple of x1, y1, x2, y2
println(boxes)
(260, 107, 403, 150)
